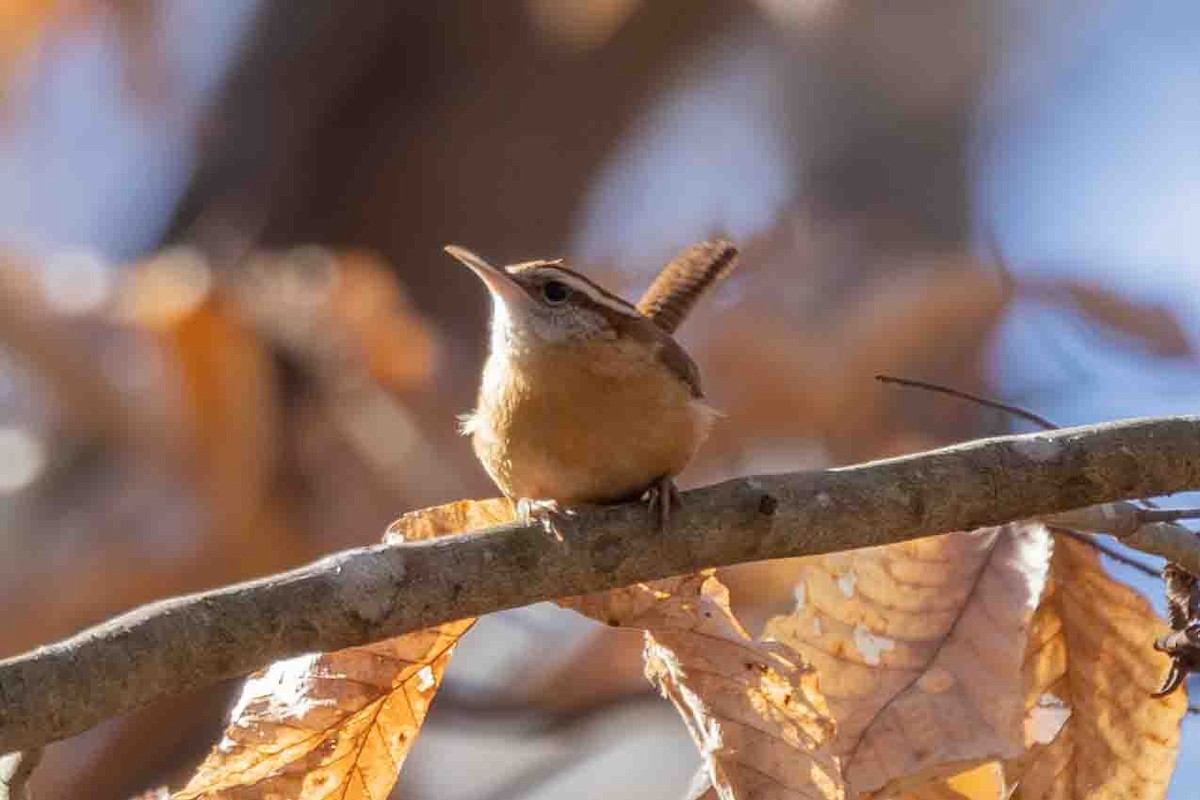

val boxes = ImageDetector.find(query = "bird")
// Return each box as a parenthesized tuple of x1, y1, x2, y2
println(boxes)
(446, 240, 737, 529)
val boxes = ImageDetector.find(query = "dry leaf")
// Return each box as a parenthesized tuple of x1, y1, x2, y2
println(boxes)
(702, 266, 1012, 461)
(1007, 534, 1185, 799)
(383, 497, 514, 543)
(1030, 279, 1193, 358)
(894, 763, 1005, 800)
(177, 498, 513, 800)
(175, 623, 471, 800)
(766, 524, 1051, 798)
(564, 574, 845, 800)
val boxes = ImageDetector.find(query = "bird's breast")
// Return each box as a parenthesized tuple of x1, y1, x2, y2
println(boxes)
(468, 341, 715, 504)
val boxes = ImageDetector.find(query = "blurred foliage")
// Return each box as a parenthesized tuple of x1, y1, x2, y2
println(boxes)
(0, 0, 162, 105)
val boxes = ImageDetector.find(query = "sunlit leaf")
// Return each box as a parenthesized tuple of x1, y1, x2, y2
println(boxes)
(564, 573, 845, 799)
(765, 524, 1051, 798)
(176, 498, 513, 799)
(894, 762, 1005, 800)
(1006, 534, 1185, 800)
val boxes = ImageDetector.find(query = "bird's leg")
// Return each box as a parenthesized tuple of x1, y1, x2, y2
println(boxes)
(515, 497, 572, 542)
(645, 476, 681, 531)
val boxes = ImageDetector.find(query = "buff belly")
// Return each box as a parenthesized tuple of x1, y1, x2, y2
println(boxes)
(467, 343, 716, 505)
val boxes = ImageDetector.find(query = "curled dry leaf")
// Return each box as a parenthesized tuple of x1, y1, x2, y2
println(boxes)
(383, 497, 514, 544)
(176, 498, 514, 800)
(765, 523, 1051, 799)
(562, 574, 845, 800)
(1008, 534, 1185, 800)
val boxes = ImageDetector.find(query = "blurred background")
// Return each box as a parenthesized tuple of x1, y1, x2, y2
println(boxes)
(2, 1, 1199, 797)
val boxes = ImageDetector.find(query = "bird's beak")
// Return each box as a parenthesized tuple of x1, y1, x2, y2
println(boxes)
(444, 245, 529, 307)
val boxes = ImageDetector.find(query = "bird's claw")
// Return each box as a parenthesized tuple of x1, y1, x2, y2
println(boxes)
(645, 476, 681, 531)
(515, 497, 573, 541)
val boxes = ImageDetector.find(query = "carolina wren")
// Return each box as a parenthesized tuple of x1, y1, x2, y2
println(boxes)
(446, 241, 737, 528)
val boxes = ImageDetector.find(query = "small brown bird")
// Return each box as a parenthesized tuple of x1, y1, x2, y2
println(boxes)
(447, 241, 737, 528)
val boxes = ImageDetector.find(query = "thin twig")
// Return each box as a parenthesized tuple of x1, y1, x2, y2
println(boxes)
(874, 374, 1058, 431)
(1047, 526, 1161, 578)
(5, 416, 1200, 753)
(875, 374, 1166, 511)
(1139, 508, 1200, 525)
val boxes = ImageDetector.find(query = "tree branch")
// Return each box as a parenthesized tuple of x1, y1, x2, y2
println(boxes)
(1046, 501, 1200, 568)
(4, 416, 1200, 752)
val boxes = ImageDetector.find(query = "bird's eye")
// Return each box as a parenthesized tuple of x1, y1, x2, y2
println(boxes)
(542, 280, 571, 305)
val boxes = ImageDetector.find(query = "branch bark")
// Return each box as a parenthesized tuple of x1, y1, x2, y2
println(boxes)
(3, 416, 1200, 753)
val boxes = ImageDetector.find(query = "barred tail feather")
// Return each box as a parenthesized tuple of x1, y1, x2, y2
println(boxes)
(637, 240, 738, 334)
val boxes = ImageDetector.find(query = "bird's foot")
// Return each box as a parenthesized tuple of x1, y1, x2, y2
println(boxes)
(515, 497, 574, 542)
(645, 476, 681, 531)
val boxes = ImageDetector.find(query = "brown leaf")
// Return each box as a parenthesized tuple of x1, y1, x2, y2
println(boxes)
(564, 574, 845, 799)
(701, 265, 1012, 461)
(765, 524, 1051, 798)
(1007, 534, 1185, 800)
(174, 623, 471, 800)
(177, 498, 513, 800)
(1031, 279, 1193, 358)
(383, 497, 514, 543)
(893, 763, 1005, 800)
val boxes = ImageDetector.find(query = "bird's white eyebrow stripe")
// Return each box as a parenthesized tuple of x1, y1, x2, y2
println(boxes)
(557, 275, 636, 312)
(520, 267, 639, 314)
